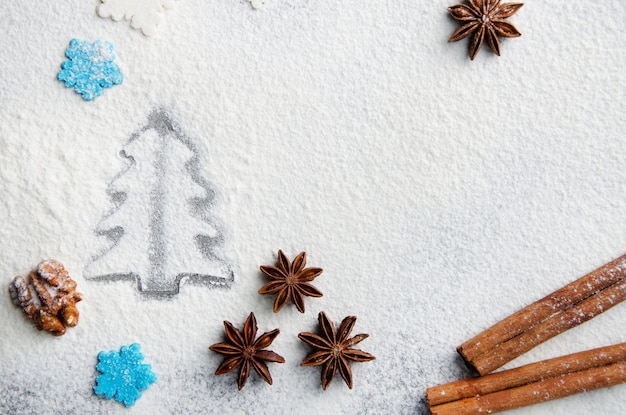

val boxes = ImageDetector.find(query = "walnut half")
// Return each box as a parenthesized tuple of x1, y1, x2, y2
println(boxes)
(9, 260, 83, 336)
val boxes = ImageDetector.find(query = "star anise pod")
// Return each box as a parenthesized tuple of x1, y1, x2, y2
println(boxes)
(259, 250, 323, 313)
(209, 312, 285, 390)
(298, 311, 375, 390)
(448, 0, 523, 60)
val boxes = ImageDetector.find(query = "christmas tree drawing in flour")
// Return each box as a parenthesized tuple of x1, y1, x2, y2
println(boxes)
(86, 110, 234, 294)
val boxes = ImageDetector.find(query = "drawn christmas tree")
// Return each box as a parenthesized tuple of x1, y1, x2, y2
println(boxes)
(86, 109, 234, 294)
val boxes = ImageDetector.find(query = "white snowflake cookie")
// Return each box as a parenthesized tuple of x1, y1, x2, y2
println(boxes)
(97, 0, 177, 37)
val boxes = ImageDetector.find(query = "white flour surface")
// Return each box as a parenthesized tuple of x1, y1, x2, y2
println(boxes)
(1, 1, 625, 414)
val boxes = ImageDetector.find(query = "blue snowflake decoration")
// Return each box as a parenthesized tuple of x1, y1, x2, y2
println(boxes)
(94, 343, 157, 407)
(57, 39, 123, 101)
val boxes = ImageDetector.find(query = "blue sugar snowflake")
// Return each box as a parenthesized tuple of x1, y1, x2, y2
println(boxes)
(94, 343, 157, 407)
(57, 39, 123, 101)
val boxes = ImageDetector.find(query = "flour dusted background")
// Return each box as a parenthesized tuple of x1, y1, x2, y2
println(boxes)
(0, 1, 625, 414)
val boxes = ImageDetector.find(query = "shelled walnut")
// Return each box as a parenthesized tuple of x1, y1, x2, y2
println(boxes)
(9, 260, 83, 336)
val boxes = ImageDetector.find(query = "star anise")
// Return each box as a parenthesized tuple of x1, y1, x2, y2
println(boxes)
(448, 0, 523, 60)
(259, 250, 323, 313)
(298, 311, 375, 390)
(209, 312, 285, 390)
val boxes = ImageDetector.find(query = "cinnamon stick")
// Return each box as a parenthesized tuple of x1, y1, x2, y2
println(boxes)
(429, 362, 626, 415)
(427, 342, 626, 407)
(471, 277, 626, 374)
(457, 253, 626, 375)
